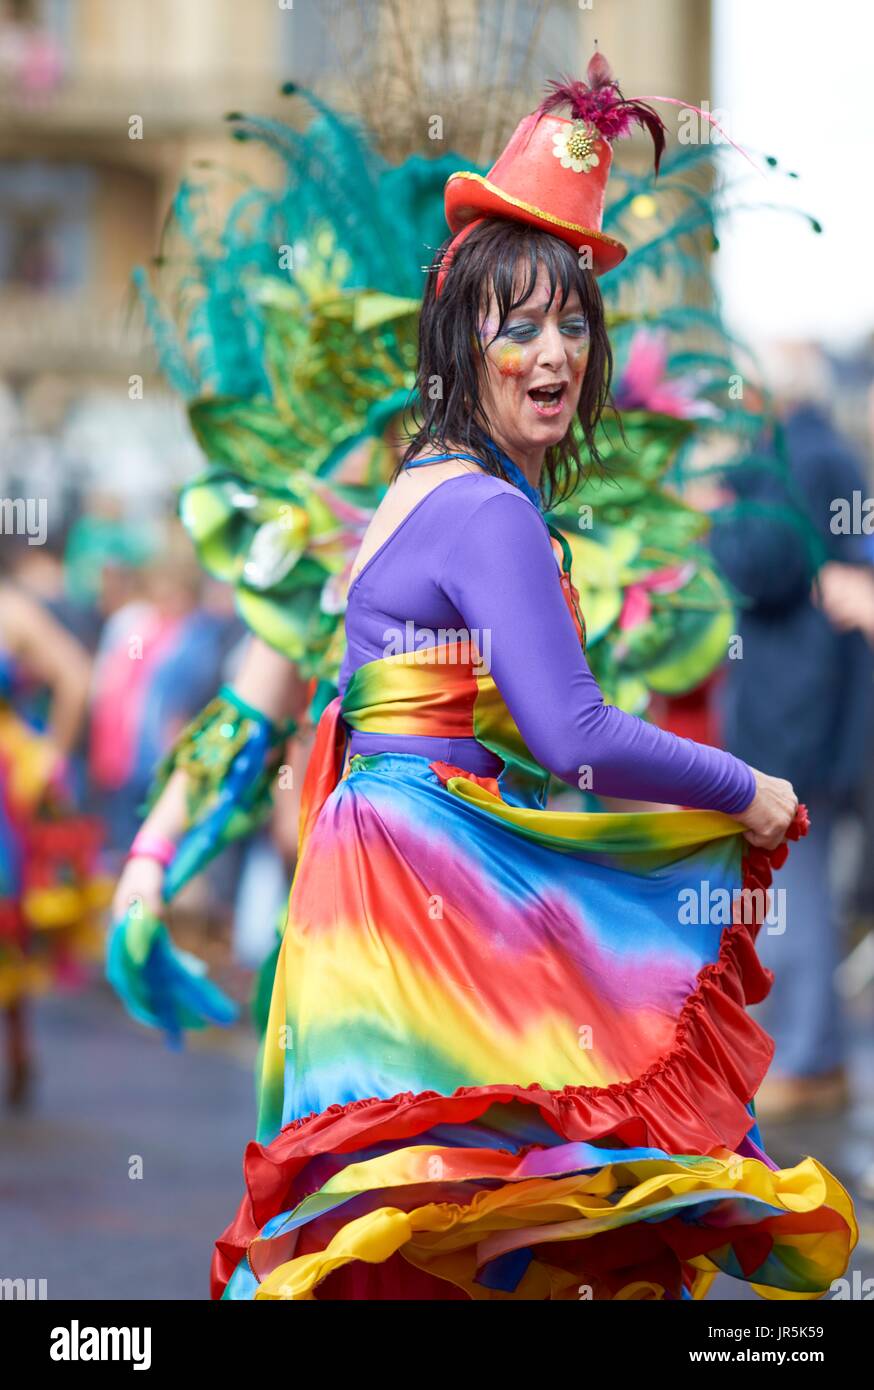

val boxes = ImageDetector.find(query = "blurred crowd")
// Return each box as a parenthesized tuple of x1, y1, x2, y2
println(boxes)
(0, 497, 291, 984)
(657, 346, 874, 1147)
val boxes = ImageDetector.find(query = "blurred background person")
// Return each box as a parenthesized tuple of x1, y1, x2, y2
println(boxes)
(817, 562, 874, 640)
(708, 345, 874, 1121)
(87, 523, 238, 864)
(0, 569, 97, 1105)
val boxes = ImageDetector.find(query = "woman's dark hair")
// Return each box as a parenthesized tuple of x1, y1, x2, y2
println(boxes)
(399, 218, 613, 508)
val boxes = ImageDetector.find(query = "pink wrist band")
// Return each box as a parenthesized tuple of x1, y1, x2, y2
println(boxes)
(128, 831, 176, 868)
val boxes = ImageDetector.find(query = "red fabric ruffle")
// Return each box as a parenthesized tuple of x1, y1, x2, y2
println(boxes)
(212, 811, 807, 1299)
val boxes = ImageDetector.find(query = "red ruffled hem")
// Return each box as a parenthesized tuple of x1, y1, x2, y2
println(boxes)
(212, 811, 808, 1299)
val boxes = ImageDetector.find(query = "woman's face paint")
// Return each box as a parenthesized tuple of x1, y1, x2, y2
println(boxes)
(494, 342, 526, 377)
(569, 338, 590, 381)
(476, 263, 590, 469)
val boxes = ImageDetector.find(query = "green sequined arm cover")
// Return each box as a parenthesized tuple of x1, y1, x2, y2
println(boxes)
(145, 686, 296, 894)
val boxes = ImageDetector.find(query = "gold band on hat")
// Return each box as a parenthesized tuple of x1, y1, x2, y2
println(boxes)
(446, 171, 627, 253)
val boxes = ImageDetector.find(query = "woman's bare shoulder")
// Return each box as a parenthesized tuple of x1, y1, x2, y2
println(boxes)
(398, 441, 489, 487)
(348, 448, 494, 584)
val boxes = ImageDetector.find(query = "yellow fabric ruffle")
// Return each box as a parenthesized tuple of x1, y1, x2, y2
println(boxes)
(252, 1149, 857, 1301)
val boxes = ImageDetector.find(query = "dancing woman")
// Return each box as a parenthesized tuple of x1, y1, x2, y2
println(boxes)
(119, 62, 857, 1300)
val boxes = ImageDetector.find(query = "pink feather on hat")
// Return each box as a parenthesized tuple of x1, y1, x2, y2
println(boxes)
(537, 49, 667, 174)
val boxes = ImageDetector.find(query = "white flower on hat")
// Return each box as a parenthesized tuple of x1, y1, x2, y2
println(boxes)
(552, 119, 600, 174)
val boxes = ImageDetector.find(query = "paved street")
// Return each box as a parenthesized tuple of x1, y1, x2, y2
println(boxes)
(2, 982, 873, 1301)
(1, 985, 257, 1301)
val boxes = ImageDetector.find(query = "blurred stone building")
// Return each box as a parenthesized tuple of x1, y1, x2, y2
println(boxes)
(0, 0, 710, 508)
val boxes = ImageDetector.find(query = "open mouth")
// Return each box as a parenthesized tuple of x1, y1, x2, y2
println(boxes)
(527, 383, 567, 415)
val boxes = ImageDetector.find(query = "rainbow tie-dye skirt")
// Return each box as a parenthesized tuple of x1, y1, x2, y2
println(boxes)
(214, 645, 856, 1300)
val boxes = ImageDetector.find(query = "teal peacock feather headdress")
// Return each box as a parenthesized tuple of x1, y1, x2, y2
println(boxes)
(135, 86, 823, 712)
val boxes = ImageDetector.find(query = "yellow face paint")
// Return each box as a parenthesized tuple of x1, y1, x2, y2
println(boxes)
(494, 342, 526, 377)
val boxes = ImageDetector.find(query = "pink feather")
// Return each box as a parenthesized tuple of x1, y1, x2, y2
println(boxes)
(586, 49, 614, 90)
(537, 54, 667, 174)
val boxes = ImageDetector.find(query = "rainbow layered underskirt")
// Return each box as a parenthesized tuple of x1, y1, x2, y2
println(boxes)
(214, 743, 856, 1300)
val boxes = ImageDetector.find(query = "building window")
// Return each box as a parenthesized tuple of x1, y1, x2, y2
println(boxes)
(0, 162, 93, 291)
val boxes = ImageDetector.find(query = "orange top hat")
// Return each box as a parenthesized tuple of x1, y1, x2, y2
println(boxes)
(438, 50, 667, 294)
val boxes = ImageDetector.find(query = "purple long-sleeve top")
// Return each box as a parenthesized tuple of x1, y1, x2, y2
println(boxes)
(338, 471, 756, 813)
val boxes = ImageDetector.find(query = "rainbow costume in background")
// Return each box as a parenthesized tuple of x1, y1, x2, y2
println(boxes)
(0, 646, 107, 1007)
